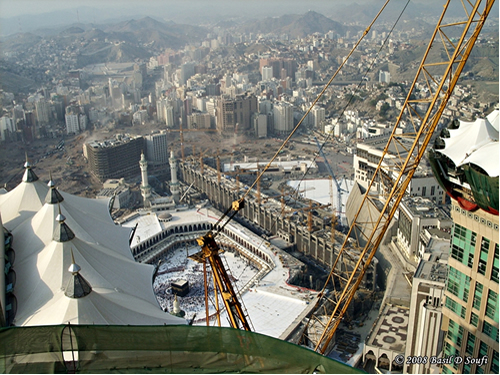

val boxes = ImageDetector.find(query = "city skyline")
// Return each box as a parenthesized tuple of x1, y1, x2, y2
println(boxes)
(0, 0, 497, 372)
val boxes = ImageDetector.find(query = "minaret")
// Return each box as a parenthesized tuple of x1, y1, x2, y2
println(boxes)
(169, 150, 180, 204)
(172, 294, 185, 317)
(139, 152, 152, 208)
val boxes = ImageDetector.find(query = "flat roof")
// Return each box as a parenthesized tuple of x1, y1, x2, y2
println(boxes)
(365, 304, 409, 354)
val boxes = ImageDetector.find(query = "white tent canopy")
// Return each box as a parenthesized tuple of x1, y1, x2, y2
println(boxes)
(0, 164, 186, 326)
(437, 110, 499, 177)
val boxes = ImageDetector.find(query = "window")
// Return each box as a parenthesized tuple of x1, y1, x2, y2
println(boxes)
(447, 267, 471, 303)
(442, 366, 452, 374)
(492, 351, 499, 374)
(483, 321, 499, 341)
(471, 312, 479, 327)
(486, 290, 498, 321)
(473, 282, 483, 310)
(444, 341, 457, 357)
(431, 185, 435, 195)
(466, 333, 476, 356)
(451, 224, 477, 268)
(478, 341, 488, 358)
(447, 319, 464, 347)
(445, 296, 466, 318)
(478, 237, 490, 276)
(492, 243, 499, 283)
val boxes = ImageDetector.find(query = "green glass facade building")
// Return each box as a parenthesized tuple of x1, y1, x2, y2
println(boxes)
(441, 205, 499, 374)
(429, 110, 499, 374)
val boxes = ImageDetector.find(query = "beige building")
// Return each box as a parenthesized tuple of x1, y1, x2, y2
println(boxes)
(216, 93, 257, 133)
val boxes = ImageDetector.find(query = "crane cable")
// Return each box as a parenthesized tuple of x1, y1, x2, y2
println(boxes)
(295, 0, 412, 220)
(211, 0, 394, 238)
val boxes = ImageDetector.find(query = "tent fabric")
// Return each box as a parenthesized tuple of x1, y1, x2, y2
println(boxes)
(0, 179, 49, 229)
(437, 110, 499, 177)
(0, 325, 364, 374)
(487, 108, 499, 131)
(0, 166, 186, 327)
(463, 165, 499, 214)
(458, 141, 499, 177)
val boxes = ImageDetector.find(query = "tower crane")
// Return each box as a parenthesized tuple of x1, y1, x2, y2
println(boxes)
(299, 0, 496, 355)
(166, 124, 216, 162)
(189, 199, 252, 331)
(190, 0, 494, 337)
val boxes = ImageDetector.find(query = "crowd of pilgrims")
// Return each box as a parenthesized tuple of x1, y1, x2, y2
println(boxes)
(153, 241, 260, 320)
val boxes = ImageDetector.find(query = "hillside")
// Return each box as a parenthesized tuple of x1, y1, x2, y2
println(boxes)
(239, 11, 353, 38)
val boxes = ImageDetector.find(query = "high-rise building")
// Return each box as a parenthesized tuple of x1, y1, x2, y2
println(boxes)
(272, 101, 293, 135)
(0, 116, 14, 141)
(84, 135, 144, 181)
(145, 131, 168, 165)
(187, 112, 211, 129)
(65, 113, 80, 134)
(353, 134, 445, 203)
(253, 113, 267, 138)
(379, 70, 391, 84)
(216, 94, 257, 133)
(312, 105, 326, 129)
(35, 99, 50, 124)
(262, 66, 273, 81)
(429, 109, 499, 374)
(405, 252, 448, 374)
(180, 62, 195, 86)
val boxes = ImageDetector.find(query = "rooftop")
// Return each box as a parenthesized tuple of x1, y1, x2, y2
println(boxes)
(365, 304, 409, 354)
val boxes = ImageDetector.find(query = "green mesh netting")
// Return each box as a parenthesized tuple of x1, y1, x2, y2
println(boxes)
(463, 165, 499, 213)
(0, 325, 364, 374)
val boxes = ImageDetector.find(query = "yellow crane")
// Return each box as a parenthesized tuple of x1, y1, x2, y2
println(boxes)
(299, 0, 496, 355)
(166, 123, 216, 162)
(189, 199, 252, 331)
(190, 0, 494, 336)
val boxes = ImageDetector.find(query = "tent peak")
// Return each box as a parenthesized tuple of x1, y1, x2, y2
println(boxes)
(45, 172, 64, 204)
(53, 204, 75, 242)
(65, 249, 92, 299)
(22, 157, 39, 183)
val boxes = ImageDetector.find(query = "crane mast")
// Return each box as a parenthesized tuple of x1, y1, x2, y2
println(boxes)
(300, 0, 496, 355)
(190, 199, 252, 331)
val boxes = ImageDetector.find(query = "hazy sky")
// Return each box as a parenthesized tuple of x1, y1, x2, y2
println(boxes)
(0, 0, 373, 18)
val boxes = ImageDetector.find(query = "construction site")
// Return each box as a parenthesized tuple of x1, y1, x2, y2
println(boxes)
(0, 1, 497, 374)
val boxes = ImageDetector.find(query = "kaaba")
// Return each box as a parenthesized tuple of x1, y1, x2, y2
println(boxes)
(171, 279, 190, 297)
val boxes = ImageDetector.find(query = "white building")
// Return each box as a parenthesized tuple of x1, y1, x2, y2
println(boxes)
(97, 178, 131, 209)
(65, 113, 80, 134)
(0, 116, 15, 141)
(395, 196, 452, 263)
(353, 134, 445, 203)
(253, 113, 268, 138)
(262, 66, 273, 81)
(145, 130, 169, 165)
(133, 109, 148, 125)
(273, 101, 293, 135)
(312, 105, 326, 129)
(78, 113, 87, 131)
(157, 99, 175, 127)
(187, 112, 211, 129)
(379, 70, 391, 84)
(405, 253, 448, 374)
(35, 99, 50, 124)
